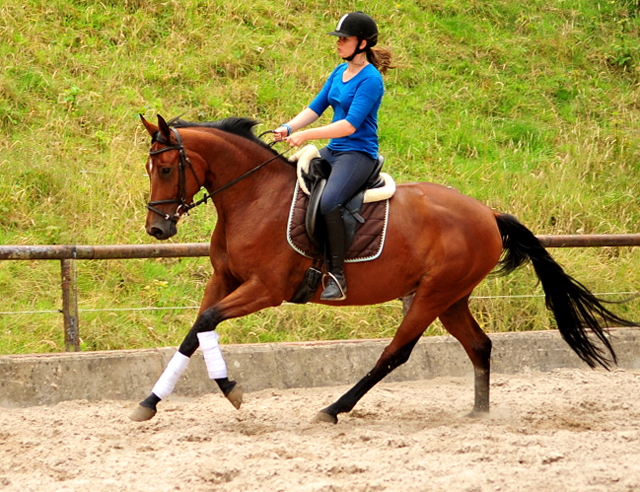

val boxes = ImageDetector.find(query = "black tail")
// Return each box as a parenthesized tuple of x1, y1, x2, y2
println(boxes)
(495, 213, 637, 369)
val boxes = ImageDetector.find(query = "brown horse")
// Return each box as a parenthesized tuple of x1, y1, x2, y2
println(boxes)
(130, 114, 634, 424)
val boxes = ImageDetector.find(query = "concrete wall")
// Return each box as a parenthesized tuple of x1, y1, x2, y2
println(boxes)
(1, 328, 639, 407)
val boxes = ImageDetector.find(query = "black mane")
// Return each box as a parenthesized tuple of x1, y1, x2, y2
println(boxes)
(168, 116, 277, 154)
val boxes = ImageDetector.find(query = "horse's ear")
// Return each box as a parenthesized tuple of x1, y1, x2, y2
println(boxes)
(157, 114, 172, 142)
(140, 114, 158, 137)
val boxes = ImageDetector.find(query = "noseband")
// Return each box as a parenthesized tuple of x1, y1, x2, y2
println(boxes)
(146, 127, 289, 222)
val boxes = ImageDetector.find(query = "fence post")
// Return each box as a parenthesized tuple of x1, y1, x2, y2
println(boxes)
(61, 257, 80, 352)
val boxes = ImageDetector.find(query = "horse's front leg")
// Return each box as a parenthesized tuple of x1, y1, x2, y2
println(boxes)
(130, 276, 278, 421)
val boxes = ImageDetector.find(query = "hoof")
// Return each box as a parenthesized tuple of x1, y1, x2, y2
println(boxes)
(226, 384, 243, 410)
(129, 404, 157, 422)
(312, 411, 338, 424)
(465, 408, 489, 419)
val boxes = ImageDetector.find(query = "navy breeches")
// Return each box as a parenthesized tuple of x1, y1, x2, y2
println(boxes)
(318, 147, 377, 215)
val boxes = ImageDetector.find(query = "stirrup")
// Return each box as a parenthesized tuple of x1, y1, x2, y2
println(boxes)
(320, 273, 347, 301)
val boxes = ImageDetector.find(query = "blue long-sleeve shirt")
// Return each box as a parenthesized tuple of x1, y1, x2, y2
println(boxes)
(308, 63, 384, 160)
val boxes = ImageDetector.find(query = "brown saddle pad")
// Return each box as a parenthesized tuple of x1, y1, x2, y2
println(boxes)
(287, 182, 389, 262)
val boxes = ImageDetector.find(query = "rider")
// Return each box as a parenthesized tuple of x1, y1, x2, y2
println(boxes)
(275, 11, 394, 301)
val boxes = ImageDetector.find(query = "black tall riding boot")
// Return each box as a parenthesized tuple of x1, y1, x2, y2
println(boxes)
(320, 205, 347, 301)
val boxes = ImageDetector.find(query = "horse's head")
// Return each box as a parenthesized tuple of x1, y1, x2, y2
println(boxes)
(141, 114, 205, 240)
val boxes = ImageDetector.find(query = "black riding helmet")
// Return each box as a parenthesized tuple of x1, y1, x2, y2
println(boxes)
(327, 12, 378, 61)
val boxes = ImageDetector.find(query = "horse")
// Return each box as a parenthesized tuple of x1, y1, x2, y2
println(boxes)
(130, 114, 635, 424)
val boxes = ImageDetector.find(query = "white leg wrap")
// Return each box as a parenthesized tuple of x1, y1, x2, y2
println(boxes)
(197, 331, 228, 379)
(151, 351, 190, 400)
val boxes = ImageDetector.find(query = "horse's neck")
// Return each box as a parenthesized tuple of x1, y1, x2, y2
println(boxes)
(198, 131, 294, 217)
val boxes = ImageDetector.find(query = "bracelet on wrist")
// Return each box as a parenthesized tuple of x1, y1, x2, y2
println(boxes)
(282, 123, 292, 136)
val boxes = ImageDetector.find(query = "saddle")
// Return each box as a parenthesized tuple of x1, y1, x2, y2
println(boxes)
(287, 145, 396, 303)
(291, 145, 395, 251)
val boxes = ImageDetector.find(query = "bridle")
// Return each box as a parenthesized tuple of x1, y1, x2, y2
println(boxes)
(146, 127, 289, 222)
(146, 128, 202, 222)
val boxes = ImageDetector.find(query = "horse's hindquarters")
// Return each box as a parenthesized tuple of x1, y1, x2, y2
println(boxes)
(324, 183, 503, 306)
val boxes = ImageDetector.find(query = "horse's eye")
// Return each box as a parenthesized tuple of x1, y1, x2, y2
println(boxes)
(160, 167, 172, 176)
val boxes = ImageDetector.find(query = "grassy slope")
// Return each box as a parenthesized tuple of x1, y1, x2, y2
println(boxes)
(0, 0, 639, 353)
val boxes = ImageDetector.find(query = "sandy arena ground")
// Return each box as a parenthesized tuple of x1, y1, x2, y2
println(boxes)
(0, 368, 639, 492)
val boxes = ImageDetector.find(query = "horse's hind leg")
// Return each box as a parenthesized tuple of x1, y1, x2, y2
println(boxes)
(314, 289, 444, 424)
(438, 296, 492, 416)
(313, 333, 423, 424)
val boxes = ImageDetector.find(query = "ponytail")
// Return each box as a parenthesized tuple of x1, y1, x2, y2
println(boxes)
(366, 46, 395, 75)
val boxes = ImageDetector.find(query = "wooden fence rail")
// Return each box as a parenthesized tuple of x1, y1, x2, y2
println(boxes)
(2, 235, 640, 352)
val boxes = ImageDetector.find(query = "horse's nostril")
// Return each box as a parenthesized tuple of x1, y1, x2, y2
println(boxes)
(149, 227, 164, 239)
(147, 219, 177, 240)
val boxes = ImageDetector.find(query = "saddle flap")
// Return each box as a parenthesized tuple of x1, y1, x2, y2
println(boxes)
(287, 181, 389, 264)
(305, 178, 326, 251)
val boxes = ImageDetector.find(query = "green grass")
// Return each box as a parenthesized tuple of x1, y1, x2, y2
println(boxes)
(1, 0, 639, 354)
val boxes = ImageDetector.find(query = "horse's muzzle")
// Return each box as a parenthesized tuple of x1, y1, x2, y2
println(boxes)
(146, 219, 178, 240)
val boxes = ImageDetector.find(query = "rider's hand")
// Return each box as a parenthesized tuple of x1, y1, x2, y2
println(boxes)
(286, 131, 309, 148)
(274, 126, 289, 142)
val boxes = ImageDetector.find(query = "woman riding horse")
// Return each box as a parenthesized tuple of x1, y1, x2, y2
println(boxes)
(275, 12, 394, 301)
(131, 111, 636, 424)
